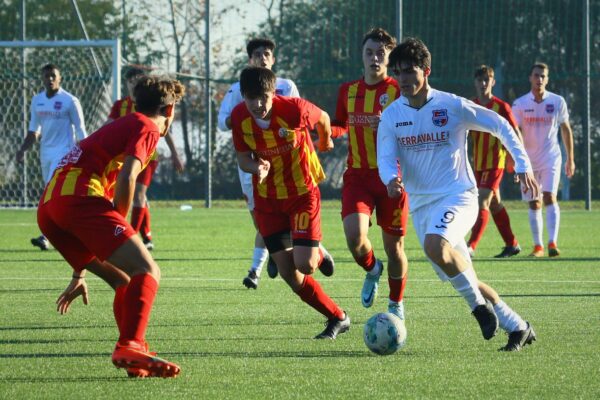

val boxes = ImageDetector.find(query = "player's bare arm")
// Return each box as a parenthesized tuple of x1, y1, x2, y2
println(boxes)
(236, 151, 270, 184)
(316, 111, 334, 152)
(15, 131, 39, 162)
(560, 121, 575, 178)
(164, 132, 184, 173)
(113, 156, 143, 217)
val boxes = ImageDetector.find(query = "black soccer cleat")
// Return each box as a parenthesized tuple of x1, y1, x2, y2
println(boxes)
(494, 245, 521, 258)
(266, 256, 278, 279)
(318, 245, 335, 277)
(314, 312, 350, 339)
(500, 321, 536, 352)
(31, 236, 49, 251)
(242, 270, 259, 289)
(472, 300, 499, 340)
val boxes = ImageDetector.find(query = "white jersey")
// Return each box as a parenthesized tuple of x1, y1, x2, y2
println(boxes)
(28, 88, 87, 154)
(217, 77, 299, 131)
(511, 90, 568, 170)
(378, 88, 532, 212)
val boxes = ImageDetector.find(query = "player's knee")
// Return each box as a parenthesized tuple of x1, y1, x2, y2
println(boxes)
(529, 200, 542, 210)
(345, 234, 368, 255)
(542, 192, 556, 206)
(423, 235, 446, 265)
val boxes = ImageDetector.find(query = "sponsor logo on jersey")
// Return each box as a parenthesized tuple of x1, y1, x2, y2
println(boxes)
(54, 101, 62, 111)
(524, 109, 535, 113)
(395, 121, 413, 127)
(432, 109, 448, 127)
(275, 89, 284, 95)
(114, 225, 126, 236)
(278, 128, 294, 138)
(398, 131, 450, 147)
(348, 113, 373, 126)
(379, 93, 389, 107)
(256, 142, 296, 157)
(546, 104, 554, 114)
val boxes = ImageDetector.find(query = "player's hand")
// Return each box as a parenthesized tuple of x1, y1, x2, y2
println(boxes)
(256, 158, 270, 184)
(171, 153, 184, 173)
(318, 136, 334, 152)
(56, 277, 89, 315)
(367, 111, 382, 130)
(518, 171, 539, 199)
(565, 158, 575, 178)
(15, 149, 25, 163)
(386, 177, 404, 198)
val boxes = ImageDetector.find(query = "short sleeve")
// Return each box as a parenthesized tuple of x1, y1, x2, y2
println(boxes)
(124, 121, 159, 165)
(557, 96, 569, 124)
(296, 98, 322, 130)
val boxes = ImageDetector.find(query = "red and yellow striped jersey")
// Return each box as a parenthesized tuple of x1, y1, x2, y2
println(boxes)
(332, 76, 400, 169)
(109, 96, 136, 119)
(471, 96, 519, 171)
(231, 96, 325, 200)
(41, 113, 159, 203)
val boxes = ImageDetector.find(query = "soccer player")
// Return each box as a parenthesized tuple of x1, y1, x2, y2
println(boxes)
(512, 63, 575, 257)
(231, 66, 349, 339)
(378, 38, 538, 351)
(106, 67, 184, 250)
(38, 76, 185, 377)
(331, 28, 408, 319)
(15, 63, 87, 251)
(218, 38, 299, 289)
(466, 65, 522, 258)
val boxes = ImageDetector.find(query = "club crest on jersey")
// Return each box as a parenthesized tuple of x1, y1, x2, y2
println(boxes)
(432, 109, 448, 127)
(53, 101, 63, 111)
(114, 225, 126, 236)
(379, 93, 389, 107)
(546, 104, 554, 114)
(278, 128, 294, 138)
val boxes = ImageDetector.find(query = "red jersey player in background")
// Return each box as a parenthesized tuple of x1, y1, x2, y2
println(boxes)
(331, 28, 409, 320)
(38, 76, 185, 377)
(231, 67, 350, 339)
(106, 67, 184, 251)
(467, 65, 522, 258)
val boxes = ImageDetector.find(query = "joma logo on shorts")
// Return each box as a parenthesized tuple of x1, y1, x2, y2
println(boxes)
(114, 225, 126, 236)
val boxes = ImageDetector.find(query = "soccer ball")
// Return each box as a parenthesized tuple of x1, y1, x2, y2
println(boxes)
(363, 312, 407, 355)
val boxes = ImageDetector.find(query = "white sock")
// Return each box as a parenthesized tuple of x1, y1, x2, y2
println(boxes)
(448, 267, 486, 310)
(528, 209, 543, 246)
(546, 203, 560, 245)
(493, 300, 527, 333)
(250, 247, 269, 275)
(368, 259, 382, 276)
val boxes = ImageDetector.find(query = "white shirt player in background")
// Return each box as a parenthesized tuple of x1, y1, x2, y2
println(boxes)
(512, 63, 575, 258)
(217, 38, 299, 289)
(15, 63, 87, 251)
(377, 38, 539, 351)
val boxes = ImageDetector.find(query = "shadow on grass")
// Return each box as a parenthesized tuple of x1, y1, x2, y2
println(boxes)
(1, 376, 130, 383)
(485, 257, 600, 262)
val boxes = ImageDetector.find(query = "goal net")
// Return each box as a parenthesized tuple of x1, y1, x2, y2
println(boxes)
(0, 40, 120, 207)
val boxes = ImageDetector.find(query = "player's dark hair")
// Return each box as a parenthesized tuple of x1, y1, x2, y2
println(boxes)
(125, 67, 145, 80)
(362, 28, 396, 50)
(388, 37, 431, 71)
(41, 63, 60, 73)
(134, 76, 185, 115)
(474, 65, 494, 78)
(239, 67, 276, 99)
(530, 62, 549, 75)
(246, 38, 276, 58)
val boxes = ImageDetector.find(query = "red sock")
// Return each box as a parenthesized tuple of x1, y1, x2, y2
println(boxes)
(353, 249, 376, 272)
(492, 207, 517, 247)
(131, 206, 145, 233)
(297, 275, 344, 320)
(467, 209, 489, 250)
(140, 207, 152, 240)
(388, 275, 407, 303)
(113, 284, 128, 337)
(119, 273, 158, 344)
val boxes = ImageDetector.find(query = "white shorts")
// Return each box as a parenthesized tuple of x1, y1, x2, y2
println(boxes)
(411, 190, 477, 281)
(521, 161, 561, 201)
(237, 165, 254, 210)
(40, 147, 71, 184)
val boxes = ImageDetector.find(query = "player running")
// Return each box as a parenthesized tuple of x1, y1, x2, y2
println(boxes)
(231, 67, 349, 339)
(38, 76, 185, 377)
(331, 28, 408, 319)
(378, 38, 537, 351)
(218, 38, 299, 289)
(512, 63, 575, 257)
(466, 65, 522, 258)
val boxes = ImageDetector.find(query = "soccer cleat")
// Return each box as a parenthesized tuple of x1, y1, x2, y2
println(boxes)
(318, 245, 335, 277)
(388, 300, 405, 320)
(548, 243, 560, 258)
(126, 342, 156, 378)
(500, 322, 536, 352)
(242, 270, 259, 289)
(528, 245, 544, 257)
(494, 244, 521, 258)
(266, 256, 278, 279)
(361, 259, 383, 308)
(314, 312, 350, 339)
(143, 238, 154, 251)
(472, 300, 499, 340)
(112, 341, 180, 378)
(31, 235, 49, 251)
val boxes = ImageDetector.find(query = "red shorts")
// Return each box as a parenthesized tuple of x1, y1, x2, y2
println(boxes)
(136, 159, 158, 186)
(37, 196, 136, 272)
(254, 187, 322, 242)
(341, 168, 408, 236)
(475, 168, 504, 191)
